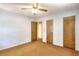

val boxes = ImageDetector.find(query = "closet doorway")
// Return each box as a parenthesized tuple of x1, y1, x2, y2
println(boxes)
(37, 22, 42, 40)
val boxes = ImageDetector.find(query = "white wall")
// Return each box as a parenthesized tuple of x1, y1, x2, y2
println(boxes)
(0, 10, 31, 50)
(75, 10, 79, 51)
(39, 8, 79, 51)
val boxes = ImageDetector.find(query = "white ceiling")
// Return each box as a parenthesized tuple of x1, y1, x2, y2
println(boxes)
(0, 3, 79, 19)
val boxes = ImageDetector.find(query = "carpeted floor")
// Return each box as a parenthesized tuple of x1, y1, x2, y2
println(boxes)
(0, 40, 79, 56)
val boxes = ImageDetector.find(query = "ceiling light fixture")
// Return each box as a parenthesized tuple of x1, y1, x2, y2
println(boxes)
(32, 8, 38, 15)
(32, 3, 38, 15)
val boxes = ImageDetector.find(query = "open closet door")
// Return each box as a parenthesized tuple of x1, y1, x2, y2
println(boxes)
(47, 20, 53, 44)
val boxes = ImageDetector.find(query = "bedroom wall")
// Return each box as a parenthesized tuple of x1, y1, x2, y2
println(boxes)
(0, 10, 31, 50)
(39, 8, 79, 51)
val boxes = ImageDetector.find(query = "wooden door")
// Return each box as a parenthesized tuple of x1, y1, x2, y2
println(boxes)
(47, 20, 53, 44)
(31, 22, 37, 41)
(63, 16, 75, 49)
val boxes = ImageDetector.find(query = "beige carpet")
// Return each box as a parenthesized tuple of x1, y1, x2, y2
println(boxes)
(0, 40, 79, 56)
